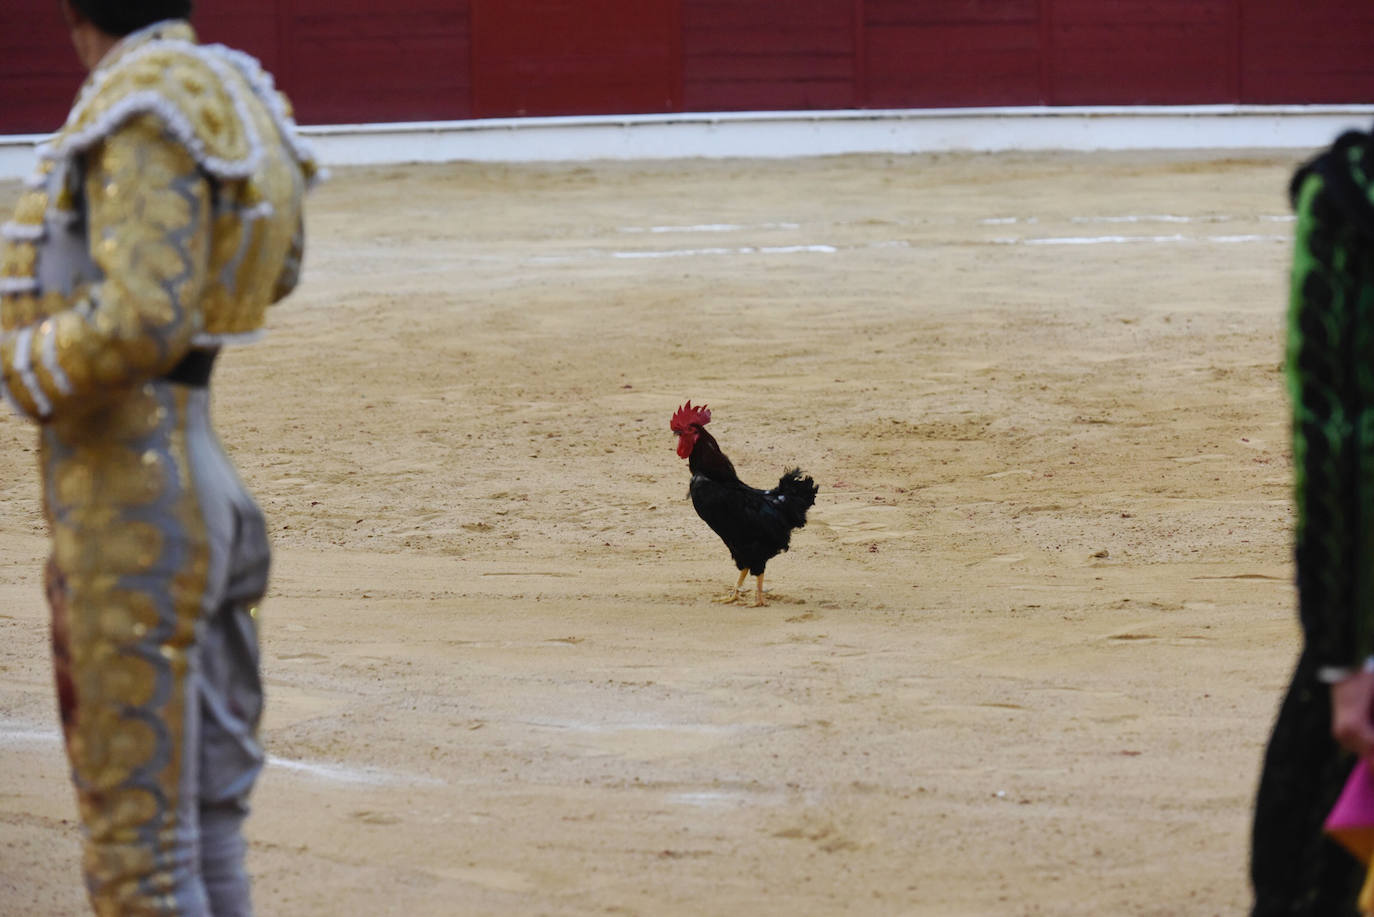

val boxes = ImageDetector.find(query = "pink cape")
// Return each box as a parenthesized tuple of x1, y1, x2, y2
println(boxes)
(1328, 759, 1374, 863)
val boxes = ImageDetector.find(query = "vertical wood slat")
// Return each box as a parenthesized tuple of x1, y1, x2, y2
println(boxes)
(1238, 0, 1374, 104)
(862, 1, 1043, 109)
(0, 0, 85, 134)
(853, 0, 868, 108)
(1038, 0, 1054, 105)
(285, 0, 472, 124)
(1228, 0, 1242, 102)
(1047, 0, 1233, 105)
(669, 0, 686, 113)
(471, 0, 677, 118)
(679, 0, 857, 113)
(277, 0, 293, 107)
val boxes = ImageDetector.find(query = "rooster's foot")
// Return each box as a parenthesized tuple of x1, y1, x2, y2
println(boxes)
(714, 571, 749, 605)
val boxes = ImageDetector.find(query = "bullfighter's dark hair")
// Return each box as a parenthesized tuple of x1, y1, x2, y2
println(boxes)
(65, 0, 193, 36)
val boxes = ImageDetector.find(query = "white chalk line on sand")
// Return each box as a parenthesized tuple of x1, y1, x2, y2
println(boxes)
(558, 213, 1295, 262)
(0, 718, 440, 788)
(618, 222, 801, 234)
(626, 215, 1296, 233)
(996, 233, 1289, 246)
(612, 244, 837, 259)
(520, 716, 770, 735)
(265, 755, 444, 787)
(983, 213, 1294, 226)
(573, 231, 1287, 263)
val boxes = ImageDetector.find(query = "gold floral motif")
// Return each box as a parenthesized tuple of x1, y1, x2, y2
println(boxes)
(2, 294, 38, 332)
(199, 102, 224, 136)
(90, 348, 128, 386)
(102, 714, 157, 768)
(58, 37, 251, 169)
(101, 521, 164, 573)
(2, 241, 37, 278)
(54, 461, 94, 507)
(50, 525, 83, 569)
(106, 788, 159, 832)
(41, 290, 68, 323)
(83, 839, 155, 880)
(97, 591, 159, 641)
(47, 401, 211, 914)
(97, 386, 168, 440)
(70, 698, 115, 780)
(92, 449, 167, 508)
(2, 117, 209, 418)
(12, 190, 47, 225)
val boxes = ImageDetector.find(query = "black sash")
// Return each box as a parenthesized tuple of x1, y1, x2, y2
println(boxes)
(161, 348, 218, 387)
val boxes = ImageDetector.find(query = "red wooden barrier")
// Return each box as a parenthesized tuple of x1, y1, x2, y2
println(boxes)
(2, 0, 1372, 134)
(1048, 0, 1234, 105)
(0, 3, 85, 133)
(1240, 0, 1374, 104)
(471, 0, 678, 117)
(287, 0, 472, 124)
(681, 0, 856, 111)
(863, 0, 1042, 108)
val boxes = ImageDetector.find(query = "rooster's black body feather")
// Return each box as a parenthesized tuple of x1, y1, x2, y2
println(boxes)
(685, 426, 818, 576)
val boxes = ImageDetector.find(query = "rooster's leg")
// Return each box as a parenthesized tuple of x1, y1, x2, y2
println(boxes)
(749, 572, 768, 607)
(714, 569, 748, 604)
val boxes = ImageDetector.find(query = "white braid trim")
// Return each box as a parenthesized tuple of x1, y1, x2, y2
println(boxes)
(217, 46, 321, 174)
(41, 91, 261, 180)
(0, 278, 39, 295)
(39, 40, 266, 182)
(1, 222, 44, 242)
(22, 172, 48, 191)
(242, 201, 275, 221)
(196, 45, 268, 174)
(191, 329, 265, 348)
(38, 322, 73, 397)
(12, 327, 52, 418)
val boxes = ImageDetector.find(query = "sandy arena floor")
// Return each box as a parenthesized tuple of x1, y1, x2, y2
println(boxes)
(0, 149, 1315, 914)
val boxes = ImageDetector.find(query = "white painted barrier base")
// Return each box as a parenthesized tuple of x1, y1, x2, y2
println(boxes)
(3, 104, 1373, 179)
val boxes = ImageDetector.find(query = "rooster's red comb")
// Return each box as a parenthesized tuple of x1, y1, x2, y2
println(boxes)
(670, 400, 711, 432)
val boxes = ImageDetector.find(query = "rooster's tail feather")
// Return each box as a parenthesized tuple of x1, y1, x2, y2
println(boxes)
(773, 468, 818, 528)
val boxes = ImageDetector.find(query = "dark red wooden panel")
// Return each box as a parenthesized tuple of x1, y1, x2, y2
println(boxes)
(0, 1, 85, 133)
(865, 22, 1042, 108)
(1239, 0, 1374, 104)
(284, 0, 472, 124)
(6, 0, 1374, 135)
(471, 0, 677, 117)
(195, 0, 282, 79)
(681, 0, 855, 111)
(1049, 0, 1233, 104)
(863, 0, 1040, 107)
(865, 0, 1039, 26)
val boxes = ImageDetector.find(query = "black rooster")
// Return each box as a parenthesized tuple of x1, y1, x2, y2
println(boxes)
(671, 401, 818, 606)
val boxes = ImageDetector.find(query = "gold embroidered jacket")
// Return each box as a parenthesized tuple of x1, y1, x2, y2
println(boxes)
(0, 20, 318, 421)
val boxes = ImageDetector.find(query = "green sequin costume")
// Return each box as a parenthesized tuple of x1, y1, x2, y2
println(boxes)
(1253, 126, 1374, 917)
